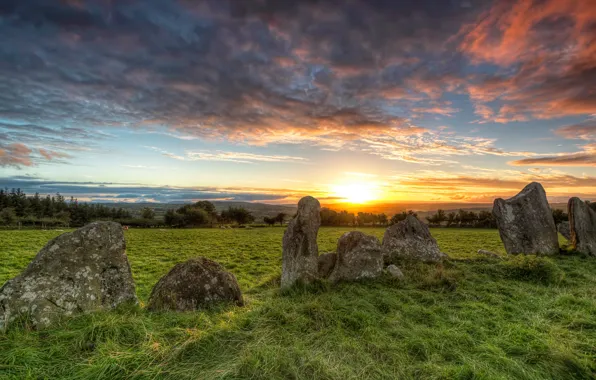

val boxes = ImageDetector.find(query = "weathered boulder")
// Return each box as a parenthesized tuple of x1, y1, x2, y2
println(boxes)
(328, 232, 383, 283)
(382, 215, 445, 263)
(493, 182, 559, 255)
(557, 221, 571, 241)
(317, 252, 337, 279)
(148, 257, 243, 311)
(0, 222, 137, 329)
(386, 264, 405, 280)
(568, 197, 596, 256)
(281, 196, 321, 288)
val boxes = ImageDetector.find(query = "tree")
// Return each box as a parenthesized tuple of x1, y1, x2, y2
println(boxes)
(0, 207, 16, 226)
(552, 208, 568, 225)
(141, 207, 156, 220)
(263, 216, 276, 226)
(275, 212, 286, 226)
(221, 207, 254, 225)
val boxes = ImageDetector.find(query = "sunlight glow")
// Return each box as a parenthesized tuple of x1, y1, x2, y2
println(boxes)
(332, 182, 379, 204)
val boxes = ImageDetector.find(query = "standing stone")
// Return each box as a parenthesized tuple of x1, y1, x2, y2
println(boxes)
(493, 182, 559, 255)
(281, 196, 321, 288)
(317, 252, 337, 279)
(568, 197, 596, 256)
(382, 215, 445, 263)
(0, 222, 137, 329)
(328, 232, 383, 283)
(557, 221, 571, 241)
(148, 258, 243, 311)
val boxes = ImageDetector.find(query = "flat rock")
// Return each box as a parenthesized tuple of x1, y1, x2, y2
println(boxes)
(317, 252, 337, 279)
(557, 221, 571, 241)
(382, 215, 444, 263)
(568, 197, 596, 256)
(0, 222, 137, 329)
(386, 264, 405, 280)
(493, 182, 559, 255)
(328, 232, 383, 283)
(281, 196, 321, 288)
(148, 257, 243, 311)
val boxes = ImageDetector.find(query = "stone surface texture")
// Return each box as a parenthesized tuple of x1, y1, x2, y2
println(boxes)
(492, 182, 559, 255)
(328, 232, 383, 283)
(0, 222, 137, 329)
(148, 257, 243, 311)
(281, 196, 321, 288)
(382, 216, 445, 263)
(568, 197, 596, 256)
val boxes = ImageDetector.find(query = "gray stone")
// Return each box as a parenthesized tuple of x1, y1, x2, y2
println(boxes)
(281, 196, 321, 288)
(148, 257, 243, 311)
(568, 197, 596, 256)
(382, 215, 445, 263)
(493, 182, 559, 255)
(0, 222, 137, 329)
(477, 249, 503, 259)
(558, 221, 571, 241)
(386, 264, 405, 280)
(317, 252, 337, 279)
(328, 232, 383, 283)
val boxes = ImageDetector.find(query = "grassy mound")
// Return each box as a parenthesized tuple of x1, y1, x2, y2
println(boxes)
(1, 228, 595, 379)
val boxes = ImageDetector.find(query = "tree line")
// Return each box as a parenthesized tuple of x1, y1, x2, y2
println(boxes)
(0, 188, 132, 227)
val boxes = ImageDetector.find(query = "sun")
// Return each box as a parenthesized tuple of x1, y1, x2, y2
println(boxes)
(333, 182, 378, 204)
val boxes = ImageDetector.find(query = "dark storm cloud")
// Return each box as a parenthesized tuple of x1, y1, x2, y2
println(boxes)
(0, 0, 487, 144)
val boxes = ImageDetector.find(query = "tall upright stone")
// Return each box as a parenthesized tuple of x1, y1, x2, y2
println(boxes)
(568, 197, 596, 256)
(281, 196, 321, 288)
(0, 222, 137, 329)
(382, 215, 445, 263)
(493, 182, 559, 255)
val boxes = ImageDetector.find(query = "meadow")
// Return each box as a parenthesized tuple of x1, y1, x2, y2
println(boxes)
(1, 227, 595, 379)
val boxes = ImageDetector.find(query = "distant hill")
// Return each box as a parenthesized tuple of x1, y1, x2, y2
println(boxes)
(99, 200, 569, 222)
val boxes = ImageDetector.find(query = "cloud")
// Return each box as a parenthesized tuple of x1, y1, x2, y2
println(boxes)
(393, 169, 596, 202)
(145, 147, 307, 164)
(509, 144, 596, 167)
(38, 148, 71, 161)
(0, 143, 33, 167)
(460, 0, 596, 122)
(555, 123, 596, 140)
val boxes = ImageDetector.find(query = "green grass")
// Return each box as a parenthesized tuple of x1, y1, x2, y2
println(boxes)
(1, 227, 595, 379)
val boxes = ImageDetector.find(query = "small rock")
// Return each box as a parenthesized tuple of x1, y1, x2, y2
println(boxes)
(328, 232, 383, 283)
(477, 249, 502, 259)
(568, 197, 596, 256)
(281, 196, 321, 288)
(148, 257, 243, 312)
(386, 265, 404, 280)
(493, 182, 559, 255)
(0, 222, 137, 329)
(382, 215, 445, 263)
(317, 252, 337, 279)
(557, 221, 571, 241)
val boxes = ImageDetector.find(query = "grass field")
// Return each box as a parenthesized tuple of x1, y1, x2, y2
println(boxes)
(1, 227, 595, 379)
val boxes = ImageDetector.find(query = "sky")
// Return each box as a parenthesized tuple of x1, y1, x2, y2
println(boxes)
(0, 0, 595, 205)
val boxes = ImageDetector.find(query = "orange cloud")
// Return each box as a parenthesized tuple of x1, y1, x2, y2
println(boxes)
(0, 143, 33, 167)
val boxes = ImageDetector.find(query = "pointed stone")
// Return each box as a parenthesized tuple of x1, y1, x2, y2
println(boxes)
(0, 222, 137, 329)
(493, 182, 559, 255)
(568, 197, 596, 256)
(281, 196, 321, 288)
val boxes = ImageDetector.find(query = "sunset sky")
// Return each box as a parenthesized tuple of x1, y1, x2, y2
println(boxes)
(0, 0, 595, 205)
